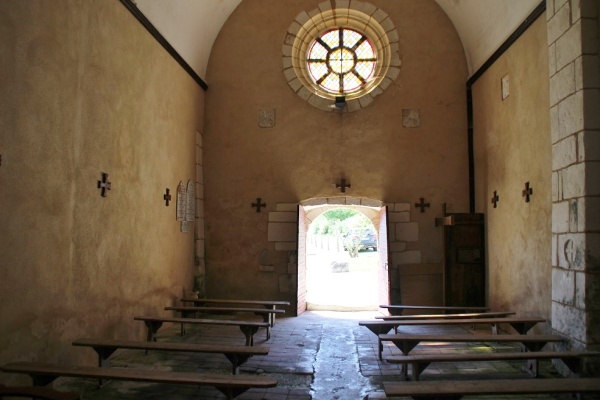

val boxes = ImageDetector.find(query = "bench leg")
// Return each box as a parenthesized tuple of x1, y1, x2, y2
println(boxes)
(143, 321, 164, 342)
(215, 386, 250, 400)
(412, 361, 431, 381)
(254, 313, 271, 340)
(29, 374, 57, 387)
(91, 347, 117, 368)
(239, 325, 260, 346)
(264, 305, 276, 327)
(223, 354, 252, 375)
(524, 359, 539, 377)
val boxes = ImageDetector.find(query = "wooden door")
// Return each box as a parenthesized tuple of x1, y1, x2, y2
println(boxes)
(296, 205, 307, 316)
(377, 206, 391, 306)
(443, 213, 485, 307)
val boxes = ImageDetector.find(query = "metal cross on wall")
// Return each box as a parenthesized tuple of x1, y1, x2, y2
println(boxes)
(252, 197, 266, 212)
(522, 182, 533, 202)
(336, 179, 351, 193)
(97, 172, 111, 197)
(164, 188, 172, 206)
(415, 197, 430, 213)
(491, 191, 499, 208)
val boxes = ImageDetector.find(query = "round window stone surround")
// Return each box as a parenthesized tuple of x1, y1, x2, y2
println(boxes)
(282, 1, 401, 112)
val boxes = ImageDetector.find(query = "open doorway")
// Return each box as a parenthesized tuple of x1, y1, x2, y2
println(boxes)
(306, 209, 378, 310)
(296, 200, 389, 315)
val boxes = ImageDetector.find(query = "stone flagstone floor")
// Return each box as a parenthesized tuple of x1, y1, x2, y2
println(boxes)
(52, 310, 593, 400)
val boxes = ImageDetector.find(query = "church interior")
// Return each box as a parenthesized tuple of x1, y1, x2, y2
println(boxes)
(1, 0, 599, 398)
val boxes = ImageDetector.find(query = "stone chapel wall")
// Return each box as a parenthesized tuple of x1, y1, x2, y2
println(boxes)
(203, 0, 469, 304)
(472, 15, 552, 324)
(0, 0, 203, 377)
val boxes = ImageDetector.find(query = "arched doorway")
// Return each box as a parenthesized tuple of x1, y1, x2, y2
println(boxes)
(296, 198, 390, 315)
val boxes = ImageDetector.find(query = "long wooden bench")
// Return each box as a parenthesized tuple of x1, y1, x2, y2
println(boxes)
(375, 311, 515, 320)
(386, 350, 600, 380)
(73, 338, 269, 374)
(384, 378, 600, 400)
(180, 298, 291, 326)
(0, 384, 80, 400)
(0, 362, 277, 400)
(378, 333, 563, 360)
(360, 316, 545, 337)
(165, 306, 285, 338)
(134, 316, 270, 346)
(380, 305, 490, 316)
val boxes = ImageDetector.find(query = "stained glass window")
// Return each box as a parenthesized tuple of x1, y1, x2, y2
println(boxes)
(307, 28, 376, 95)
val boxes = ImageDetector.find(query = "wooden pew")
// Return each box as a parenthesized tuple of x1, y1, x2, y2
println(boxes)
(386, 350, 600, 380)
(73, 338, 269, 374)
(374, 311, 515, 320)
(134, 316, 270, 346)
(380, 304, 490, 316)
(165, 306, 285, 338)
(360, 316, 546, 337)
(384, 378, 600, 400)
(378, 333, 562, 360)
(0, 384, 80, 400)
(180, 299, 290, 326)
(1, 362, 277, 400)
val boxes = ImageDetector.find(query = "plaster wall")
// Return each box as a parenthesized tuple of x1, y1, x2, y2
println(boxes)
(0, 0, 202, 378)
(472, 16, 552, 322)
(204, 0, 469, 303)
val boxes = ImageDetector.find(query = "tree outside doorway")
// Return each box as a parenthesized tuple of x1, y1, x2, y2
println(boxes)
(306, 209, 379, 311)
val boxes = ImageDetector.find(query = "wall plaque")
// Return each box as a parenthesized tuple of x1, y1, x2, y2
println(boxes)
(186, 180, 195, 222)
(176, 181, 186, 221)
(258, 109, 276, 128)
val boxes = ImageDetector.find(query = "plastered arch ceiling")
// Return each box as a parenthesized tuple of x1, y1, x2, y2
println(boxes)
(135, 0, 541, 82)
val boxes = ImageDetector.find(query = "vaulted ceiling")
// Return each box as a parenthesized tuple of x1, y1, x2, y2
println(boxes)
(135, 0, 542, 81)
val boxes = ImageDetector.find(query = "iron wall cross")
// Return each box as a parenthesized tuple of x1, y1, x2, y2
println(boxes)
(336, 179, 351, 193)
(522, 182, 533, 202)
(97, 172, 111, 197)
(164, 188, 172, 206)
(491, 191, 499, 208)
(252, 198, 266, 212)
(415, 197, 430, 213)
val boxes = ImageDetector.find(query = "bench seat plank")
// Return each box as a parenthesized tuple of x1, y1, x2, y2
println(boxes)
(375, 311, 515, 320)
(0, 384, 80, 400)
(360, 317, 545, 337)
(179, 299, 291, 326)
(380, 305, 490, 316)
(73, 338, 269, 374)
(134, 316, 270, 346)
(378, 333, 562, 360)
(165, 306, 285, 330)
(386, 350, 600, 380)
(384, 378, 600, 400)
(180, 299, 290, 308)
(1, 362, 277, 400)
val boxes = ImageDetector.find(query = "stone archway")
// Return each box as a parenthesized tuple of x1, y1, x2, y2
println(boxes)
(296, 197, 387, 314)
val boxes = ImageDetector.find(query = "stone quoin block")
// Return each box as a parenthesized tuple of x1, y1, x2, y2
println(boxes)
(268, 222, 298, 242)
(396, 222, 418, 242)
